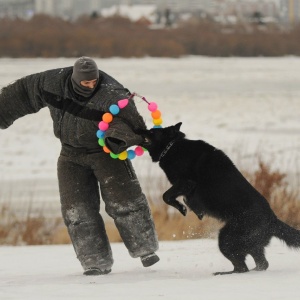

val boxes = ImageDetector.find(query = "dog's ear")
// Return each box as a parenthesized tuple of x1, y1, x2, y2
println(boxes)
(174, 122, 182, 132)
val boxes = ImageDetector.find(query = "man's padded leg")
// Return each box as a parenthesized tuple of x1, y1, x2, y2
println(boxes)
(92, 154, 159, 262)
(58, 153, 113, 274)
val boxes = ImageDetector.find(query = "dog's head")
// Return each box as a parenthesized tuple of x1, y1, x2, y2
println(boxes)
(139, 122, 185, 162)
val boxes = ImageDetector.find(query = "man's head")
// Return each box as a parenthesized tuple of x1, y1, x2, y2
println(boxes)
(71, 56, 99, 97)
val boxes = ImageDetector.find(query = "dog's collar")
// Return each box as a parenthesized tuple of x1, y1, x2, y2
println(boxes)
(159, 140, 176, 161)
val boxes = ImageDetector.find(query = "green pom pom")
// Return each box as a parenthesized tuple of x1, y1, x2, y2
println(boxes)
(98, 138, 105, 147)
(110, 152, 119, 159)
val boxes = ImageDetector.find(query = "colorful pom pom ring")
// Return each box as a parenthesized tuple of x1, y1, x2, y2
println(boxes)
(96, 94, 163, 160)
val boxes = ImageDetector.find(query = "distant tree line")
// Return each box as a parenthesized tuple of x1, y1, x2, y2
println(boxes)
(0, 14, 300, 58)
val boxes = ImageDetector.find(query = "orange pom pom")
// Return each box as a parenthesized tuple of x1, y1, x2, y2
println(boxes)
(103, 146, 111, 153)
(151, 110, 161, 119)
(102, 113, 113, 123)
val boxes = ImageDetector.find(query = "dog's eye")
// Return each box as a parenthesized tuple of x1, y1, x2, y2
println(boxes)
(144, 137, 151, 143)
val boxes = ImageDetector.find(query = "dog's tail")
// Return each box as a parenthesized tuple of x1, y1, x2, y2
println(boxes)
(272, 218, 300, 248)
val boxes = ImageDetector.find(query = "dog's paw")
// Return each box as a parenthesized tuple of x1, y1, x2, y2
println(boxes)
(197, 212, 204, 220)
(178, 204, 187, 216)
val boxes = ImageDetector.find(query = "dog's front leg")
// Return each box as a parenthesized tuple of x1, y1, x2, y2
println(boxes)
(162, 180, 196, 216)
(163, 187, 187, 216)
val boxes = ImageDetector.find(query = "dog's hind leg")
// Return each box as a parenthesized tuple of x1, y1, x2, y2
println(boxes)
(214, 226, 249, 275)
(162, 180, 196, 216)
(249, 247, 269, 271)
(214, 249, 248, 275)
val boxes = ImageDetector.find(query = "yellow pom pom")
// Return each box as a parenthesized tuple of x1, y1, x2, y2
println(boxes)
(153, 118, 162, 125)
(118, 151, 128, 160)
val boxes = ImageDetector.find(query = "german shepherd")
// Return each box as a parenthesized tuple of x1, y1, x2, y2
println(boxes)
(139, 122, 300, 275)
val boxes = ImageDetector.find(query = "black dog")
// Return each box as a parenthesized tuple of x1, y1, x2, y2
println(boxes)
(140, 122, 300, 275)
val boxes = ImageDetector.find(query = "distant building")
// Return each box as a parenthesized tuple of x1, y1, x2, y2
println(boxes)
(101, 4, 157, 23)
(0, 0, 34, 19)
(0, 0, 298, 28)
(279, 0, 300, 27)
(35, 0, 102, 20)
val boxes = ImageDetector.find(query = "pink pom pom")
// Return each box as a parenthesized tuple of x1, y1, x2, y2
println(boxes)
(99, 121, 109, 131)
(148, 102, 158, 112)
(135, 146, 144, 156)
(118, 98, 129, 109)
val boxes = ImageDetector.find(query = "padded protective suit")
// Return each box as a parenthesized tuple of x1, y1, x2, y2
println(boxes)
(0, 67, 158, 271)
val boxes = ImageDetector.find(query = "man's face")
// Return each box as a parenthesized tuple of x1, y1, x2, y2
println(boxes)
(80, 79, 97, 89)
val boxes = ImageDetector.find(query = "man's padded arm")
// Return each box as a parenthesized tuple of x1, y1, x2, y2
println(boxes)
(0, 73, 46, 129)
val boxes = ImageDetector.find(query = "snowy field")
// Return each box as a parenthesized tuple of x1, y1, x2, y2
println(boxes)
(1, 239, 300, 300)
(0, 57, 300, 299)
(0, 56, 299, 214)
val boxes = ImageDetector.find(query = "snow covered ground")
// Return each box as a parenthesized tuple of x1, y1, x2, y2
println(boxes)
(0, 57, 300, 300)
(0, 56, 299, 298)
(0, 56, 299, 214)
(1, 239, 300, 300)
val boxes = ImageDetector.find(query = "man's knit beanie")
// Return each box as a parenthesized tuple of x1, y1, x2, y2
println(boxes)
(71, 56, 99, 97)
